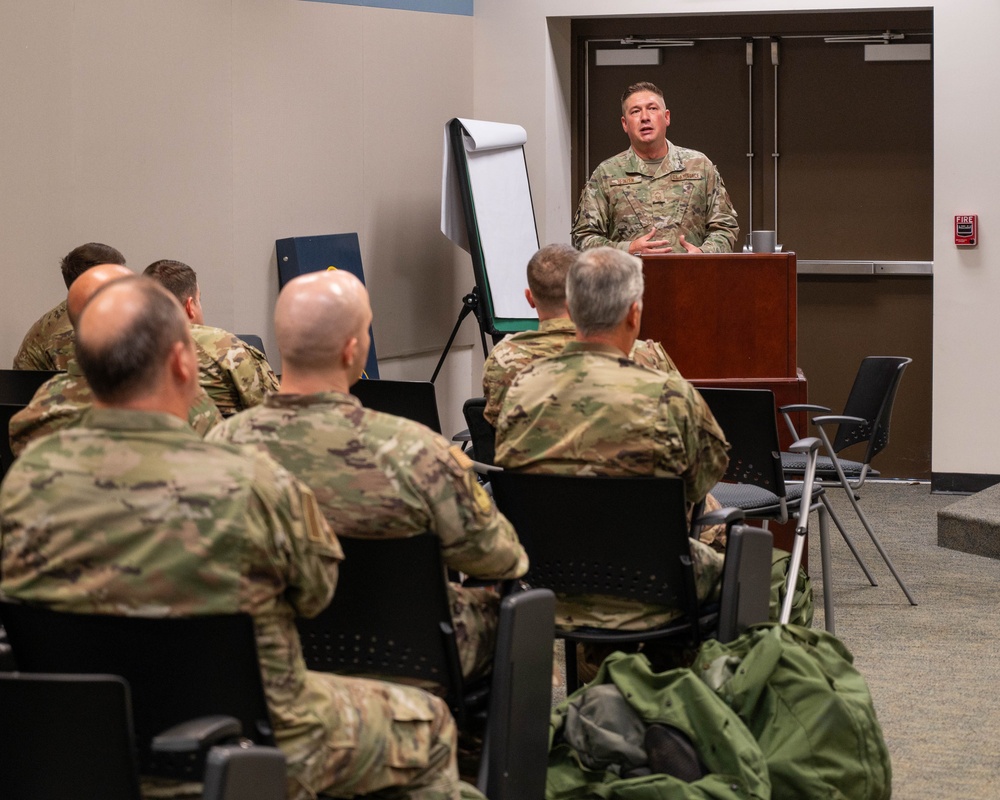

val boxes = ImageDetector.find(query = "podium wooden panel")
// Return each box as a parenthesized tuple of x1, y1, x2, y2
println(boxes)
(640, 252, 806, 558)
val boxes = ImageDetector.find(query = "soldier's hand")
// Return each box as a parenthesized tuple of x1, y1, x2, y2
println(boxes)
(628, 227, 673, 256)
(678, 234, 703, 254)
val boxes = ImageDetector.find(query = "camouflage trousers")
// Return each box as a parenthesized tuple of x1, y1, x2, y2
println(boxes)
(449, 583, 500, 682)
(307, 673, 485, 800)
(696, 491, 728, 551)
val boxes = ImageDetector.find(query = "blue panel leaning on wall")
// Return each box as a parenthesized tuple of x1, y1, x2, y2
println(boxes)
(299, 0, 472, 16)
(275, 233, 380, 379)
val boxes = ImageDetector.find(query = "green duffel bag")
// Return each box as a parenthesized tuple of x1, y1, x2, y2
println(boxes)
(696, 624, 891, 800)
(547, 651, 771, 800)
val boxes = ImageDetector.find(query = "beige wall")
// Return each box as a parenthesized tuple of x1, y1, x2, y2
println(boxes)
(0, 0, 479, 436)
(473, 0, 1000, 479)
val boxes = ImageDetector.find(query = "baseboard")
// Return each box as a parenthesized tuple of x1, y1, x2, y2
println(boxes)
(931, 472, 1000, 495)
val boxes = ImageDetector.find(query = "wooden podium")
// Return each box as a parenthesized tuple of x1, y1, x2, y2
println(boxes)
(639, 252, 807, 447)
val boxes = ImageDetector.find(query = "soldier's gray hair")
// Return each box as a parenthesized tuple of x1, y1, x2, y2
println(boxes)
(567, 247, 644, 336)
(77, 277, 190, 403)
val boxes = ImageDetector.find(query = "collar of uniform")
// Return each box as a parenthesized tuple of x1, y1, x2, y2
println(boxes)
(561, 340, 631, 359)
(538, 317, 576, 333)
(66, 356, 84, 377)
(83, 407, 196, 434)
(263, 390, 360, 410)
(626, 140, 678, 178)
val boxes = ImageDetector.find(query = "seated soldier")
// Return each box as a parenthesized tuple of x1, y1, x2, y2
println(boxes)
(144, 259, 279, 417)
(481, 242, 676, 427)
(0, 275, 482, 800)
(9, 264, 220, 456)
(495, 246, 729, 671)
(12, 241, 126, 370)
(209, 269, 528, 683)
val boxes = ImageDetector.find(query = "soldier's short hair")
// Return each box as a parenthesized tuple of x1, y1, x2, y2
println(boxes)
(60, 243, 126, 290)
(621, 82, 665, 115)
(527, 244, 578, 310)
(567, 247, 644, 336)
(144, 260, 199, 304)
(77, 277, 191, 404)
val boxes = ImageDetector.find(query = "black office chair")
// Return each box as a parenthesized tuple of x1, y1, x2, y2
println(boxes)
(0, 672, 286, 800)
(463, 396, 497, 469)
(0, 604, 277, 782)
(476, 588, 555, 800)
(699, 386, 848, 632)
(489, 473, 770, 691)
(350, 378, 443, 434)
(0, 368, 62, 404)
(236, 333, 267, 359)
(295, 532, 487, 730)
(779, 356, 917, 606)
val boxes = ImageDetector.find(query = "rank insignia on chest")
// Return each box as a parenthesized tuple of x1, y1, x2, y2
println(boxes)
(609, 176, 643, 186)
(671, 172, 703, 181)
(651, 191, 665, 204)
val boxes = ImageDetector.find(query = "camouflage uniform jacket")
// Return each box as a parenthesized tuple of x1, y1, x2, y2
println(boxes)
(481, 317, 678, 426)
(8, 357, 222, 457)
(191, 323, 280, 417)
(494, 341, 729, 631)
(0, 408, 349, 798)
(572, 142, 739, 253)
(12, 299, 75, 370)
(208, 391, 528, 682)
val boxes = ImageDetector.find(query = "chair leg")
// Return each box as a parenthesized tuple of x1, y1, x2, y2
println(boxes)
(564, 640, 580, 694)
(779, 527, 806, 626)
(817, 504, 835, 635)
(819, 494, 878, 586)
(835, 479, 919, 606)
(814, 427, 918, 606)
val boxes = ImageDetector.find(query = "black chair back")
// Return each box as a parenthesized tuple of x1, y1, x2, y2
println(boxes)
(489, 472, 699, 617)
(699, 387, 786, 496)
(835, 356, 911, 461)
(0, 603, 275, 779)
(462, 397, 496, 466)
(0, 672, 142, 800)
(294, 533, 471, 723)
(0, 368, 61, 404)
(236, 334, 267, 358)
(477, 588, 555, 800)
(350, 378, 442, 434)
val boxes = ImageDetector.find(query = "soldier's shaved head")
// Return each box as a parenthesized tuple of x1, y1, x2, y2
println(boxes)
(77, 276, 194, 406)
(275, 270, 371, 384)
(67, 263, 134, 327)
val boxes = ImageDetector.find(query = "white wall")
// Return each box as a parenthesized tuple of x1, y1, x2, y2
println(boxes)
(0, 0, 480, 437)
(473, 0, 1000, 478)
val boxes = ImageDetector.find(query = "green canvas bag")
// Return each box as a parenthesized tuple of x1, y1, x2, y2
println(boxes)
(547, 651, 771, 800)
(696, 624, 891, 800)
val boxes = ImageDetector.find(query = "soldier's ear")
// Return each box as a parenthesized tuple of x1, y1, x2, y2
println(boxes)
(525, 288, 537, 310)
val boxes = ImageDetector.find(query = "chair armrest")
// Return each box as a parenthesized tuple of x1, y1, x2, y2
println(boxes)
(452, 427, 472, 443)
(696, 506, 745, 529)
(151, 715, 243, 753)
(202, 744, 287, 800)
(779, 404, 830, 440)
(811, 414, 867, 427)
(778, 403, 830, 414)
(787, 436, 821, 455)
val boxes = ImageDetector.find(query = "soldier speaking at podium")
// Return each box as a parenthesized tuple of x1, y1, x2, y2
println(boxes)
(572, 81, 739, 256)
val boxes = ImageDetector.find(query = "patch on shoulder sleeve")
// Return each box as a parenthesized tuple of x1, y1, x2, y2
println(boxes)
(448, 444, 475, 471)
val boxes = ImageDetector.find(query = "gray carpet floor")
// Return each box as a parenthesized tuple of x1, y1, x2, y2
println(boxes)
(550, 482, 1000, 798)
(811, 482, 1000, 799)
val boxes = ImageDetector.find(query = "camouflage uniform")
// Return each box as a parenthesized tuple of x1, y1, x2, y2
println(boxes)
(0, 408, 480, 800)
(572, 142, 739, 253)
(8, 357, 221, 457)
(12, 299, 75, 370)
(495, 341, 729, 632)
(481, 317, 677, 427)
(191, 323, 280, 417)
(208, 391, 528, 682)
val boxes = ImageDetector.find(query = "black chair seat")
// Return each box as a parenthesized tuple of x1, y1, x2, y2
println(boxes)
(711, 481, 783, 511)
(781, 451, 876, 478)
